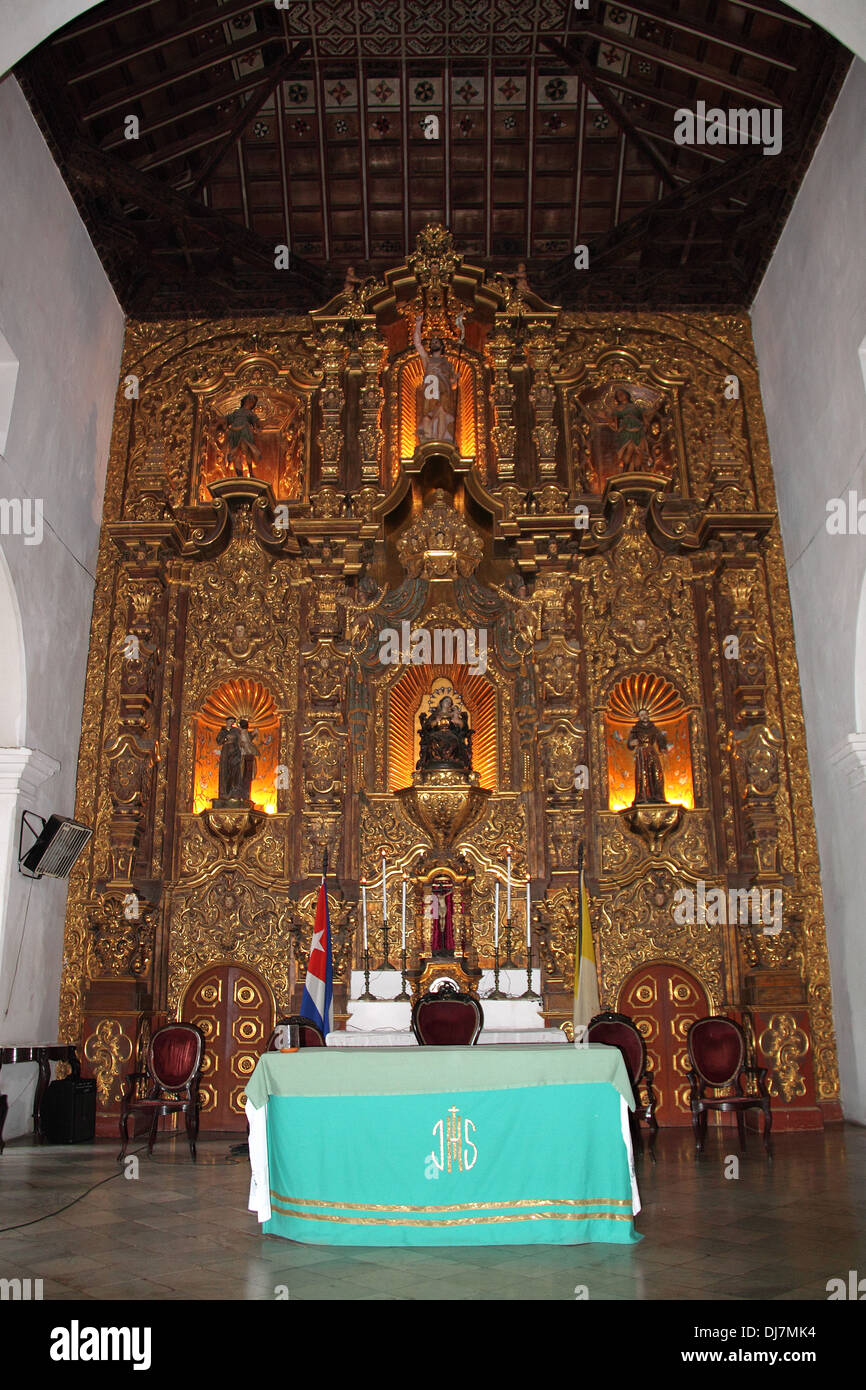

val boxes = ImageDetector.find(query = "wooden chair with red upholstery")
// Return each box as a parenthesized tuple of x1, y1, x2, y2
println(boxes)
(411, 982, 484, 1046)
(686, 1015, 772, 1159)
(267, 1015, 326, 1050)
(118, 1022, 205, 1163)
(587, 1010, 659, 1160)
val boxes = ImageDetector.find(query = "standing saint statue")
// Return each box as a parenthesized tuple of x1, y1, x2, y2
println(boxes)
(413, 314, 457, 445)
(627, 709, 669, 805)
(216, 716, 244, 802)
(225, 393, 262, 477)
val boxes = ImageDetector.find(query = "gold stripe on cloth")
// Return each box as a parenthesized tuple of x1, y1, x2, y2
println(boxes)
(269, 1191, 631, 1213)
(269, 1205, 633, 1227)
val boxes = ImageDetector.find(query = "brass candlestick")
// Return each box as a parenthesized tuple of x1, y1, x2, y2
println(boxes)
(359, 947, 375, 1001)
(396, 946, 410, 1001)
(381, 918, 393, 971)
(503, 914, 516, 967)
(520, 936, 539, 999)
(488, 941, 507, 999)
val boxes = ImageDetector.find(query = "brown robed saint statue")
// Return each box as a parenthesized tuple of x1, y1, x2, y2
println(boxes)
(215, 716, 258, 805)
(627, 708, 669, 805)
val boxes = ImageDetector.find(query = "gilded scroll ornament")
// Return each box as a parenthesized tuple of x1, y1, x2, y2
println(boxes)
(84, 1020, 134, 1108)
(758, 1013, 809, 1102)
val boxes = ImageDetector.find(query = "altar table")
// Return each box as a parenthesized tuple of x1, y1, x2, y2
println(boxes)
(247, 1045, 641, 1247)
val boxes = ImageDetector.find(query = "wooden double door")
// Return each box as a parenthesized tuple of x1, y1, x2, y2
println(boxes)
(182, 964, 273, 1131)
(618, 963, 710, 1125)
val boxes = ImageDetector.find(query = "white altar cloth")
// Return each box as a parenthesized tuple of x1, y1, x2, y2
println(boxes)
(327, 1028, 568, 1047)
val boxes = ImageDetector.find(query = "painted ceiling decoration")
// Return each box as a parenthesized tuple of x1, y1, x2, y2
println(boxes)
(18, 0, 850, 315)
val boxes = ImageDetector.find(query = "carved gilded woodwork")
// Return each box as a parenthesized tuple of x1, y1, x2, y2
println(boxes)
(83, 1019, 134, 1109)
(758, 1014, 810, 1103)
(57, 249, 839, 1119)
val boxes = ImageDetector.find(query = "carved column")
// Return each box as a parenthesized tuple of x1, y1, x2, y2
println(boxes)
(358, 329, 385, 485)
(527, 325, 559, 479)
(489, 328, 517, 480)
(317, 328, 348, 484)
(82, 526, 180, 1133)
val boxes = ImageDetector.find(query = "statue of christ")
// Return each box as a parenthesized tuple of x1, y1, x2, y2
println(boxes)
(413, 314, 457, 445)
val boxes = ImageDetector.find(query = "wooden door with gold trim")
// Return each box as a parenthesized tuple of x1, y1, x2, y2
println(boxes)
(618, 963, 710, 1125)
(182, 964, 273, 1131)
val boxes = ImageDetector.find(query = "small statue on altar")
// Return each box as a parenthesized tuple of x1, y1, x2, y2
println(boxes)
(417, 696, 472, 772)
(430, 881, 455, 957)
(627, 708, 669, 805)
(413, 314, 457, 445)
(225, 394, 262, 477)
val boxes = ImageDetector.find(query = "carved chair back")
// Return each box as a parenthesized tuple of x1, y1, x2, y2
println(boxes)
(687, 1016, 747, 1090)
(147, 1023, 205, 1093)
(587, 1010, 647, 1086)
(412, 983, 483, 1046)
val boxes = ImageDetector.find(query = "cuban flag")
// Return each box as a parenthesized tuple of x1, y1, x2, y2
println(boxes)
(300, 876, 334, 1038)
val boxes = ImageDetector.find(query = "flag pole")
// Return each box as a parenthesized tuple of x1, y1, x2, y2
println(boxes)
(322, 847, 328, 881)
(576, 840, 585, 967)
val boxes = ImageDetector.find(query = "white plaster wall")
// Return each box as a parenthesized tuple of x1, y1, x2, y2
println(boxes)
(0, 74, 124, 1138)
(752, 61, 866, 1123)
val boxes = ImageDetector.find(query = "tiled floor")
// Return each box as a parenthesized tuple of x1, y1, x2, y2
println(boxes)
(1, 1125, 864, 1300)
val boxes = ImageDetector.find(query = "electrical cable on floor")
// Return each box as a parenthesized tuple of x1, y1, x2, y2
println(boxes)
(0, 1145, 148, 1233)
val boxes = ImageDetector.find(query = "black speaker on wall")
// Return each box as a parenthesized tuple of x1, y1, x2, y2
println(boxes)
(41, 1076, 96, 1144)
(18, 812, 92, 880)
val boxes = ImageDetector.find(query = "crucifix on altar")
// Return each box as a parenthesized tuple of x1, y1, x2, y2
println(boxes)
(405, 860, 482, 999)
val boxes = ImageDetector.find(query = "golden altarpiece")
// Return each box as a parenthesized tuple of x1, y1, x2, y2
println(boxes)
(61, 225, 840, 1133)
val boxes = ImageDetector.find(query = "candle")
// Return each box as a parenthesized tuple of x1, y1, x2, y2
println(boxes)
(361, 881, 368, 951)
(526, 880, 531, 946)
(494, 881, 499, 948)
(506, 849, 512, 920)
(382, 853, 388, 922)
(401, 874, 407, 950)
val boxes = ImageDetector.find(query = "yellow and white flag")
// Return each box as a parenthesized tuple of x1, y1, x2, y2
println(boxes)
(573, 859, 600, 1033)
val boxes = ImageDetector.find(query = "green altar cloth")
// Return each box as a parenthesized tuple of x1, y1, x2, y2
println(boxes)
(247, 1045, 641, 1247)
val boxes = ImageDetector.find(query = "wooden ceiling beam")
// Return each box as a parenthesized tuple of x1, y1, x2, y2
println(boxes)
(572, 65, 704, 116)
(543, 37, 679, 191)
(53, 0, 159, 44)
(544, 145, 764, 285)
(573, 23, 782, 106)
(65, 139, 332, 294)
(190, 41, 311, 193)
(135, 128, 229, 176)
(83, 32, 280, 121)
(68, 0, 272, 85)
(100, 68, 273, 151)
(611, 2, 798, 71)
